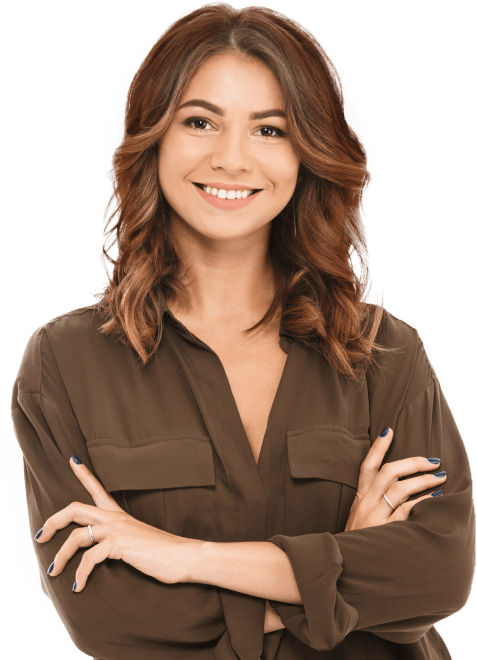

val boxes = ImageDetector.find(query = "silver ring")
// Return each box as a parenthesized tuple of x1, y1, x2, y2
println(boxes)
(383, 493, 396, 510)
(88, 524, 96, 545)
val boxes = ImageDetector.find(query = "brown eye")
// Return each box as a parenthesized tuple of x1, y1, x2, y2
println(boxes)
(256, 126, 286, 138)
(182, 117, 211, 131)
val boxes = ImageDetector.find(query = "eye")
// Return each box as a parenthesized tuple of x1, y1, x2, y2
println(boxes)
(182, 117, 212, 131)
(256, 126, 286, 139)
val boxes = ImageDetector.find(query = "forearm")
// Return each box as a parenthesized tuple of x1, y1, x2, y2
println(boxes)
(264, 599, 286, 633)
(189, 540, 303, 605)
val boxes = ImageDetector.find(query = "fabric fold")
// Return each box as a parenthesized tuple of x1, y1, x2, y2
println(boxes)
(266, 355, 475, 651)
(266, 532, 359, 651)
(11, 325, 227, 660)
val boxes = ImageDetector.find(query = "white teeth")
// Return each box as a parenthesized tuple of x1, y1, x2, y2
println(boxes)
(200, 184, 253, 199)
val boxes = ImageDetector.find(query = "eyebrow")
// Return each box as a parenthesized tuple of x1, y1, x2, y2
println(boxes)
(176, 99, 286, 120)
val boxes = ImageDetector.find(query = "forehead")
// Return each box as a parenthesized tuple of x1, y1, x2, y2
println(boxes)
(179, 52, 285, 115)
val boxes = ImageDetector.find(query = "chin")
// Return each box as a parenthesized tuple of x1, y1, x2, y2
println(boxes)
(183, 215, 261, 241)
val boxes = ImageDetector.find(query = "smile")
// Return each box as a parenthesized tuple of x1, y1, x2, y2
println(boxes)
(193, 182, 262, 199)
(192, 182, 263, 210)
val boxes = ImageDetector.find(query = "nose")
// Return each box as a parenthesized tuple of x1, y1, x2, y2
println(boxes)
(209, 126, 254, 175)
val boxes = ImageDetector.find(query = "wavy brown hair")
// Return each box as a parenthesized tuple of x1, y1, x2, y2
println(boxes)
(95, 2, 394, 380)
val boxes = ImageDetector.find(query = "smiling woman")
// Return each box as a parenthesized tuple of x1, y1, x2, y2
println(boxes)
(95, 3, 382, 374)
(11, 3, 474, 660)
(157, 51, 300, 237)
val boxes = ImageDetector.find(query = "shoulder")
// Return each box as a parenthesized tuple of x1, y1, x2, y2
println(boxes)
(373, 305, 419, 348)
(14, 304, 103, 391)
(361, 303, 421, 358)
(367, 305, 436, 409)
(40, 303, 103, 347)
(21, 304, 100, 352)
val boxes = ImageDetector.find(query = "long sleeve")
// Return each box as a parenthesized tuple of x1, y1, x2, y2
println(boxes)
(266, 324, 475, 651)
(11, 324, 226, 659)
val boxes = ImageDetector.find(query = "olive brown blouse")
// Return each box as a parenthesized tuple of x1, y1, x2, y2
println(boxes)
(11, 293, 475, 660)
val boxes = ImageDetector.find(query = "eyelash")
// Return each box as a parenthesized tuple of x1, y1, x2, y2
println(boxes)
(182, 117, 286, 138)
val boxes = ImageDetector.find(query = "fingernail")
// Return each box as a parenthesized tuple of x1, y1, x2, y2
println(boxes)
(34, 527, 43, 540)
(47, 561, 55, 575)
(72, 581, 77, 592)
(72, 454, 82, 465)
(431, 490, 443, 497)
(426, 457, 441, 464)
(434, 471, 446, 478)
(380, 426, 389, 437)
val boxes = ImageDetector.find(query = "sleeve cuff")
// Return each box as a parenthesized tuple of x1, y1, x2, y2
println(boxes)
(266, 532, 359, 651)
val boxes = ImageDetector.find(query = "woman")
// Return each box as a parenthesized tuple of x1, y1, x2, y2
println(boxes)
(11, 4, 474, 660)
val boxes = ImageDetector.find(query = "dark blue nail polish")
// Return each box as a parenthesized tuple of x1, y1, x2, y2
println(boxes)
(47, 561, 55, 575)
(380, 426, 389, 437)
(426, 457, 441, 464)
(431, 490, 443, 497)
(72, 454, 82, 465)
(34, 527, 43, 540)
(72, 581, 77, 591)
(434, 471, 446, 478)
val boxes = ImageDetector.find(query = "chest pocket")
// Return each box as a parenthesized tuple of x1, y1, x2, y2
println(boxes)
(87, 435, 216, 541)
(285, 425, 370, 536)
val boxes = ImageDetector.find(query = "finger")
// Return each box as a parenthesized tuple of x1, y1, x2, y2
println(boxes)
(357, 427, 394, 495)
(377, 470, 446, 517)
(69, 455, 124, 512)
(34, 502, 123, 543)
(72, 529, 114, 592)
(388, 490, 443, 522)
(46, 524, 95, 576)
(368, 455, 444, 505)
(384, 469, 447, 510)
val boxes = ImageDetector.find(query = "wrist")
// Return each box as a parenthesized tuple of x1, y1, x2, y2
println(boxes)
(183, 539, 212, 584)
(264, 600, 286, 634)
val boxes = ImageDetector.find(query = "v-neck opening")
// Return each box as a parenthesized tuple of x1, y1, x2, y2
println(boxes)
(256, 339, 293, 470)
(215, 337, 293, 472)
(162, 306, 295, 482)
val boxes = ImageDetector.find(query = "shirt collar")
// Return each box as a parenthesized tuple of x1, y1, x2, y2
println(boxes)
(157, 285, 293, 343)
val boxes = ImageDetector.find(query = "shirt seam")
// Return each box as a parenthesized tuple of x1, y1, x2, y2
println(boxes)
(397, 335, 421, 413)
(399, 377, 436, 414)
(184, 350, 237, 542)
(16, 389, 77, 418)
(42, 325, 84, 427)
(164, 323, 237, 542)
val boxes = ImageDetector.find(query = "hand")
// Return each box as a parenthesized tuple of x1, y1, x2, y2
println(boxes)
(345, 427, 447, 531)
(264, 599, 286, 634)
(34, 455, 203, 592)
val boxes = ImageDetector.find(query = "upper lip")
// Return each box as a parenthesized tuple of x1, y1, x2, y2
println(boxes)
(193, 181, 261, 191)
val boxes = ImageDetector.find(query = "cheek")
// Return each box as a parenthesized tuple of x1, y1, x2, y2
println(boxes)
(265, 151, 300, 183)
(159, 131, 203, 181)
(166, 132, 205, 166)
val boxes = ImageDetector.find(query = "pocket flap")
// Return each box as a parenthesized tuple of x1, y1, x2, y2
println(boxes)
(88, 436, 216, 492)
(286, 425, 370, 489)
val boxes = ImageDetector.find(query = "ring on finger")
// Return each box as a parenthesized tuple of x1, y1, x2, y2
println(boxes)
(383, 493, 396, 510)
(88, 524, 97, 545)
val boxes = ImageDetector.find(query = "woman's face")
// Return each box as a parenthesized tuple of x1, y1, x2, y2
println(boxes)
(158, 51, 300, 242)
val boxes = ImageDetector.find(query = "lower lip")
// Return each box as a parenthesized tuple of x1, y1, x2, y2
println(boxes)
(193, 184, 263, 210)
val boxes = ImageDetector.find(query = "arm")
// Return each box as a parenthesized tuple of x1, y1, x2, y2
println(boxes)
(192, 540, 301, 603)
(264, 600, 286, 634)
(190, 335, 476, 651)
(12, 325, 226, 658)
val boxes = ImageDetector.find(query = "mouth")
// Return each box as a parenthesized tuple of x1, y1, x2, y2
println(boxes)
(192, 181, 262, 200)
